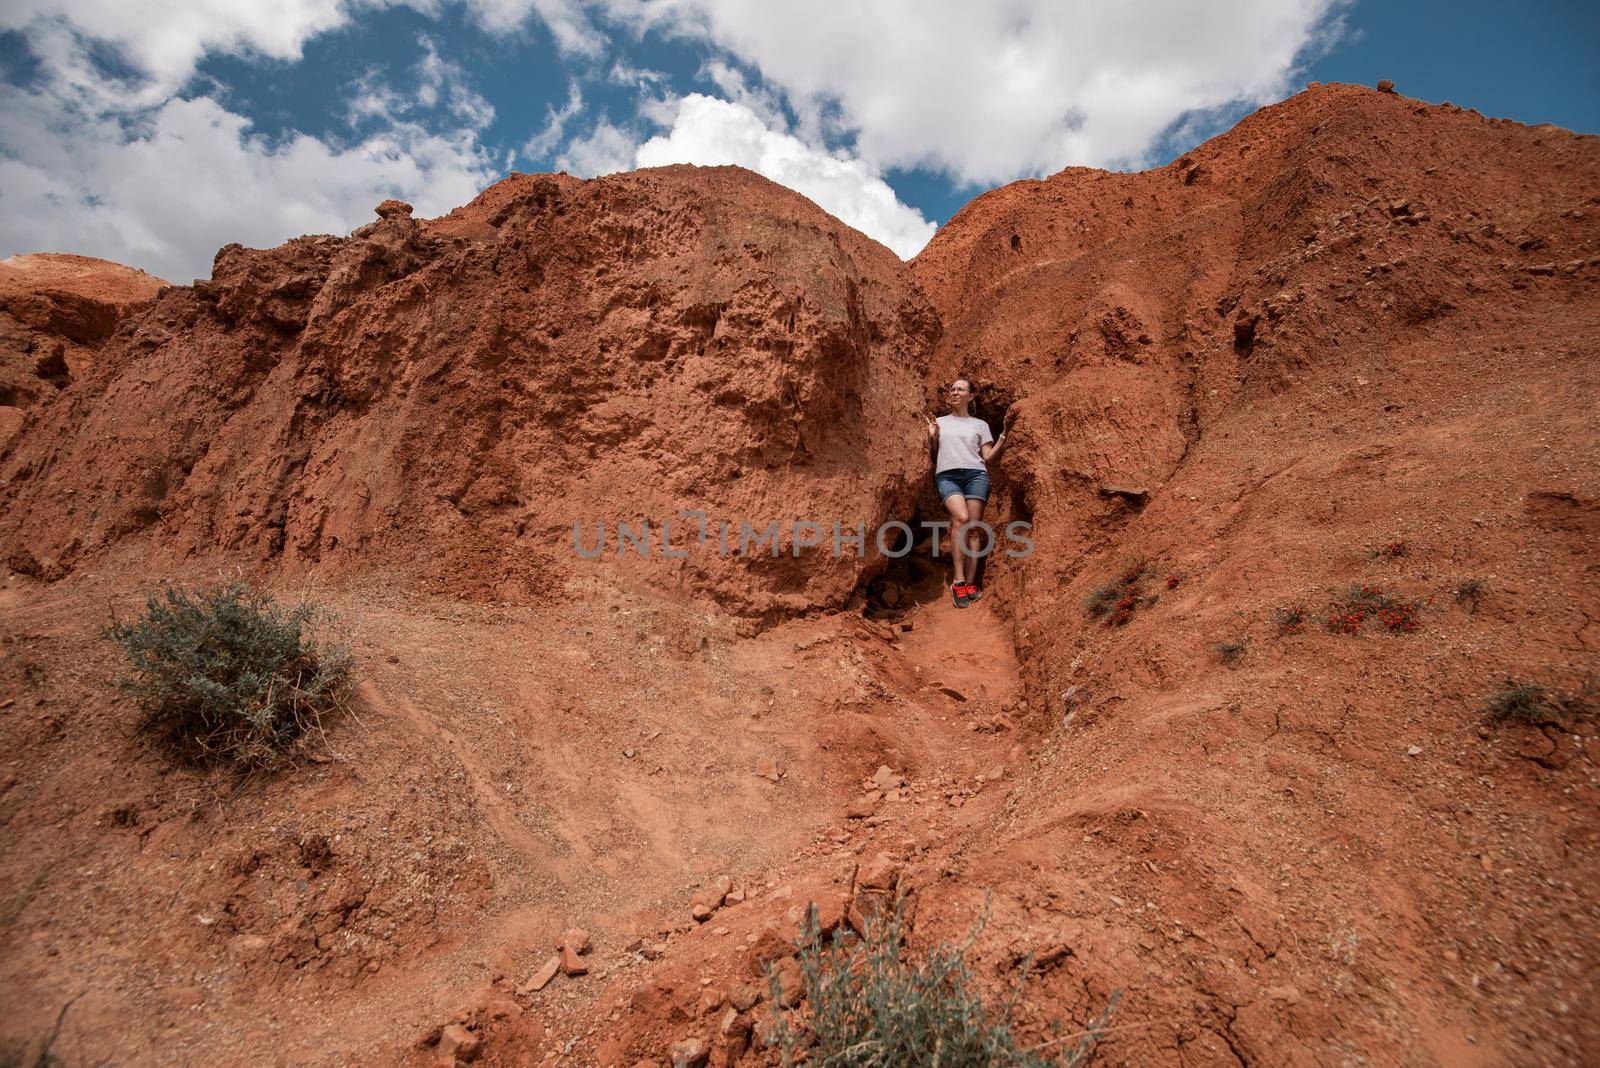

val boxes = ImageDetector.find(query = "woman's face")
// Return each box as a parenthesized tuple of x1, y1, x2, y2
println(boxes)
(949, 381, 972, 405)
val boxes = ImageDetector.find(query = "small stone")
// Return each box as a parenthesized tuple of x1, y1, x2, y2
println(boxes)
(756, 756, 783, 781)
(844, 792, 881, 820)
(730, 983, 762, 1012)
(559, 944, 588, 976)
(870, 765, 905, 791)
(1406, 745, 1423, 757)
(939, 686, 967, 701)
(437, 1024, 479, 1061)
(690, 875, 734, 921)
(559, 928, 591, 954)
(375, 198, 415, 219)
(773, 958, 804, 1008)
(486, 996, 521, 1020)
(1377, 79, 1396, 94)
(855, 854, 902, 894)
(1097, 484, 1150, 503)
(520, 955, 561, 993)
(668, 1036, 709, 1067)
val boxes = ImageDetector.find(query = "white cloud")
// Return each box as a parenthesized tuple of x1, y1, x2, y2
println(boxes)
(555, 117, 638, 176)
(698, 60, 785, 129)
(0, 0, 354, 100)
(523, 80, 584, 158)
(345, 71, 405, 124)
(0, 0, 606, 105)
(459, 0, 604, 54)
(416, 36, 497, 129)
(635, 94, 935, 259)
(0, 87, 495, 282)
(607, 58, 667, 90)
(0, 10, 500, 283)
(598, 0, 1344, 183)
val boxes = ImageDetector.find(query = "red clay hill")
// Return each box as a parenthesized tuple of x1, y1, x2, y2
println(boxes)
(0, 83, 1596, 1067)
(0, 168, 935, 623)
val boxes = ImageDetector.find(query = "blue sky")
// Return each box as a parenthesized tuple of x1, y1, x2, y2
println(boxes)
(1, 1, 1595, 280)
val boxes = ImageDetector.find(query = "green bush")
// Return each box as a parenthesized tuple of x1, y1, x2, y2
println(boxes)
(768, 899, 1117, 1067)
(105, 580, 350, 768)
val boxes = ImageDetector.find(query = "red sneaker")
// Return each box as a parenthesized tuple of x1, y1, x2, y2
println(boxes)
(960, 582, 982, 604)
(951, 582, 971, 608)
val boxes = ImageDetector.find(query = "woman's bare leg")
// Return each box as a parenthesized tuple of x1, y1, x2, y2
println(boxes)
(963, 497, 988, 586)
(941, 494, 970, 585)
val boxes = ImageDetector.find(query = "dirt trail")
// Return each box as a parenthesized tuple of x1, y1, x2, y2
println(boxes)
(0, 558, 1029, 1065)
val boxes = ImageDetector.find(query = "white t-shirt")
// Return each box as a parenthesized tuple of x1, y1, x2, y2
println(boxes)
(934, 414, 993, 472)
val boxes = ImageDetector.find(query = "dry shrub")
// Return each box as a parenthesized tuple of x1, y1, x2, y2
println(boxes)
(768, 899, 1117, 1066)
(1483, 679, 1589, 726)
(105, 581, 350, 768)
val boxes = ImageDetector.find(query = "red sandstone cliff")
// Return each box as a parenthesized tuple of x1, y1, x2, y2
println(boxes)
(0, 168, 936, 623)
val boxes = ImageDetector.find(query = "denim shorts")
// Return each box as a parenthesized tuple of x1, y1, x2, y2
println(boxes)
(935, 467, 990, 503)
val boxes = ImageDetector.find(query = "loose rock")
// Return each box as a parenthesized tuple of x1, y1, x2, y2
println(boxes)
(520, 955, 561, 993)
(559, 944, 588, 976)
(437, 1024, 479, 1061)
(669, 1036, 709, 1067)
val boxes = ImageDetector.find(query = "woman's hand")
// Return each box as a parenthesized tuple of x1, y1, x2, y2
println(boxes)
(997, 408, 1018, 452)
(983, 410, 1015, 462)
(925, 415, 940, 441)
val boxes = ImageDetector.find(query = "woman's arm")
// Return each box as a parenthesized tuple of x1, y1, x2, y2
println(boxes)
(980, 410, 1015, 462)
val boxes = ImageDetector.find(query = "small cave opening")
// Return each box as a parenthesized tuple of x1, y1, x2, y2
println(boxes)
(1232, 313, 1258, 357)
(858, 509, 947, 619)
(857, 374, 1028, 618)
(1010, 233, 1021, 251)
(1009, 484, 1032, 525)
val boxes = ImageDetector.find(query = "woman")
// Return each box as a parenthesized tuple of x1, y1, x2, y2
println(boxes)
(925, 378, 1010, 608)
